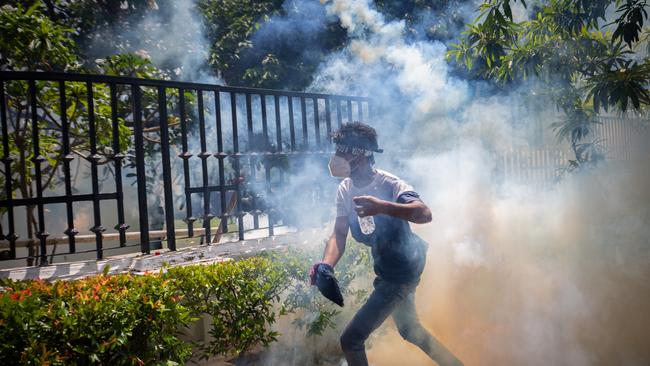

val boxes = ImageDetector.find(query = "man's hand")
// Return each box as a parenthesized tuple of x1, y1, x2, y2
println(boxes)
(309, 262, 322, 285)
(354, 195, 433, 223)
(310, 262, 337, 285)
(309, 262, 325, 286)
(353, 195, 386, 217)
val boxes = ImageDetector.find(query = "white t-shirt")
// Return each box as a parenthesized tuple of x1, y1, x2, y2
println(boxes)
(335, 169, 417, 218)
(333, 169, 427, 283)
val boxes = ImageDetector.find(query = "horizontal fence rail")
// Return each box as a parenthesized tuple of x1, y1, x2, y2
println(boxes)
(0, 71, 371, 266)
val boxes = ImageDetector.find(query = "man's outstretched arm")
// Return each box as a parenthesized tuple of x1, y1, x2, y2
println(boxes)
(353, 195, 432, 224)
(322, 216, 350, 267)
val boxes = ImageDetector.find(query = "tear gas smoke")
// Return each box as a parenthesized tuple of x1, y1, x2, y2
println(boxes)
(89, 0, 216, 83)
(380, 141, 650, 366)
(88, 1, 650, 364)
(305, 1, 650, 365)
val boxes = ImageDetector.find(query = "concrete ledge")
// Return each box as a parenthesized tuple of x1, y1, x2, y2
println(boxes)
(0, 228, 328, 281)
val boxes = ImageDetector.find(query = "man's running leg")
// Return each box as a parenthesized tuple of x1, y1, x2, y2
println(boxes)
(340, 278, 410, 366)
(392, 291, 464, 366)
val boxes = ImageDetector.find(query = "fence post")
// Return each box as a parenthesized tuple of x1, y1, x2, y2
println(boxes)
(132, 84, 150, 254)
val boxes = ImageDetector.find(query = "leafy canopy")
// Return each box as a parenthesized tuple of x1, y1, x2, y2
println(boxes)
(448, 0, 650, 165)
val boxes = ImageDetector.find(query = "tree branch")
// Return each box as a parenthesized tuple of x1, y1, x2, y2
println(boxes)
(143, 119, 181, 133)
(38, 103, 64, 130)
(42, 159, 61, 190)
(143, 135, 161, 144)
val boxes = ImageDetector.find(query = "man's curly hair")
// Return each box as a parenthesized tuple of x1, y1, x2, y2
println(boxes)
(329, 122, 380, 152)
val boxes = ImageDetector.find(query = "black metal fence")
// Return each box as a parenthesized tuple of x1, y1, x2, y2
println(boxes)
(0, 71, 371, 266)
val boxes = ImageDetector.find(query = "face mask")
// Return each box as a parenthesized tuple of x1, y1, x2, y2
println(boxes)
(328, 155, 351, 178)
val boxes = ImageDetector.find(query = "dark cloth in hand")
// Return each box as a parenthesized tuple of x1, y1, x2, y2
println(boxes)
(315, 263, 344, 307)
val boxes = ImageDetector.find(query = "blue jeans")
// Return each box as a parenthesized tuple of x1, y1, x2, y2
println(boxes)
(340, 277, 463, 366)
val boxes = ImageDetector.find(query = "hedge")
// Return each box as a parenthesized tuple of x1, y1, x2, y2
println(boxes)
(0, 256, 300, 365)
(0, 244, 373, 365)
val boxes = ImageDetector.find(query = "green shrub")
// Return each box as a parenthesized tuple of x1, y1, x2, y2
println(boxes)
(0, 270, 193, 365)
(272, 241, 373, 336)
(0, 256, 304, 365)
(0, 244, 373, 365)
(164, 257, 296, 359)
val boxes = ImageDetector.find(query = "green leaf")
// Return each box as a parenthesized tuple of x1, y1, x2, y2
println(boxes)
(503, 1, 513, 20)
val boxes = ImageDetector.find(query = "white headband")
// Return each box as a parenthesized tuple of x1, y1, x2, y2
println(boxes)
(335, 145, 374, 157)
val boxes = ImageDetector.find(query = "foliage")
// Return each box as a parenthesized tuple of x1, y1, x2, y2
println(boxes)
(25, 0, 172, 67)
(197, 0, 349, 89)
(448, 0, 650, 168)
(4, 0, 476, 90)
(0, 3, 184, 264)
(586, 57, 650, 112)
(0, 269, 194, 365)
(611, 0, 649, 47)
(0, 245, 375, 364)
(3, 0, 495, 90)
(0, 2, 78, 71)
(166, 256, 296, 359)
(277, 241, 373, 337)
(197, 0, 282, 82)
(373, 0, 478, 42)
(95, 53, 169, 79)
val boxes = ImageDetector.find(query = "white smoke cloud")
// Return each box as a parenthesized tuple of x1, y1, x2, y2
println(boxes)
(314, 0, 469, 126)
(75, 1, 650, 364)
(89, 0, 217, 83)
(452, 239, 487, 267)
(295, 1, 650, 366)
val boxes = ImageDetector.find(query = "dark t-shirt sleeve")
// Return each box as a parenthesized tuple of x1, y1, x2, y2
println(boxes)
(396, 191, 422, 204)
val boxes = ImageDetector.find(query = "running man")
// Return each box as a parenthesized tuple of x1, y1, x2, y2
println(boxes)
(310, 122, 463, 366)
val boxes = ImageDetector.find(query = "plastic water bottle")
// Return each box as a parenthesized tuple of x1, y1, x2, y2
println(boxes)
(358, 215, 375, 235)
